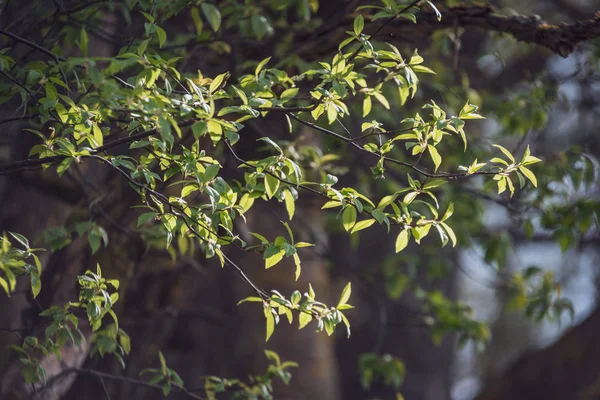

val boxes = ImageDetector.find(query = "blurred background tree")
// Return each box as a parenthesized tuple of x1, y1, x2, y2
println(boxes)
(0, 1, 599, 400)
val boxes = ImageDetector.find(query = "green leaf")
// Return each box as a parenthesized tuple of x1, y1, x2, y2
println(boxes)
(490, 157, 509, 166)
(337, 282, 352, 308)
(294, 242, 314, 248)
(9, 231, 29, 249)
(403, 191, 418, 205)
(190, 7, 204, 36)
(293, 252, 301, 280)
(201, 3, 221, 32)
(79, 27, 88, 56)
(441, 203, 454, 221)
(493, 144, 515, 163)
(265, 307, 275, 341)
(238, 193, 255, 214)
(423, 179, 447, 190)
(353, 14, 364, 36)
(440, 222, 457, 247)
(30, 273, 41, 298)
(255, 56, 272, 77)
(283, 189, 295, 220)
(298, 311, 312, 329)
(140, 11, 155, 23)
(158, 351, 167, 375)
(92, 123, 103, 147)
(209, 72, 230, 94)
(191, 121, 207, 139)
(137, 212, 157, 227)
(395, 230, 409, 253)
(518, 165, 537, 187)
(340, 312, 351, 338)
(251, 15, 273, 40)
(264, 173, 280, 199)
(258, 137, 283, 153)
(363, 96, 372, 117)
(237, 296, 263, 305)
(156, 26, 166, 48)
(157, 116, 173, 144)
(342, 206, 357, 232)
(428, 145, 442, 171)
(0, 277, 9, 296)
(350, 219, 375, 234)
(88, 230, 101, 254)
(523, 155, 542, 165)
(264, 246, 285, 269)
(280, 87, 299, 101)
(373, 92, 390, 109)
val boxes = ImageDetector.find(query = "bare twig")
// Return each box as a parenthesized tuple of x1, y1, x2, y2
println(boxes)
(34, 367, 202, 400)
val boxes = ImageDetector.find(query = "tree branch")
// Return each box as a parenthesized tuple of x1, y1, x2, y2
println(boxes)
(0, 119, 197, 175)
(33, 367, 203, 400)
(404, 4, 600, 58)
(296, 4, 600, 60)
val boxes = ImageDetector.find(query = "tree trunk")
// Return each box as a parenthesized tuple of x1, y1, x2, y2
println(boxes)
(476, 306, 600, 400)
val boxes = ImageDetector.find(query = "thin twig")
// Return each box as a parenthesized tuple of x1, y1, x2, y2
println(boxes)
(35, 368, 202, 400)
(0, 119, 198, 175)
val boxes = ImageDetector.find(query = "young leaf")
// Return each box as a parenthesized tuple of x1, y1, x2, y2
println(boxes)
(493, 144, 515, 163)
(264, 246, 285, 269)
(353, 14, 364, 36)
(395, 230, 409, 253)
(265, 307, 275, 341)
(298, 311, 312, 329)
(428, 145, 442, 171)
(342, 206, 357, 231)
(518, 165, 537, 187)
(350, 219, 376, 234)
(283, 189, 295, 220)
(255, 56, 272, 77)
(337, 282, 352, 308)
(156, 26, 167, 48)
(9, 232, 29, 249)
(264, 173, 280, 199)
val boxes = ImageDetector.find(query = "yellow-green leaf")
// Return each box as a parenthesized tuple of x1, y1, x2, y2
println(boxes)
(373, 92, 390, 109)
(440, 222, 457, 247)
(298, 310, 312, 329)
(92, 123, 103, 147)
(293, 252, 301, 280)
(255, 56, 272, 77)
(363, 95, 372, 117)
(210, 72, 230, 95)
(283, 189, 295, 220)
(265, 246, 285, 269)
(493, 144, 515, 163)
(353, 14, 364, 36)
(350, 218, 375, 234)
(519, 165, 537, 187)
(428, 145, 441, 171)
(337, 282, 352, 308)
(264, 307, 275, 341)
(395, 230, 409, 253)
(264, 173, 280, 199)
(342, 206, 357, 231)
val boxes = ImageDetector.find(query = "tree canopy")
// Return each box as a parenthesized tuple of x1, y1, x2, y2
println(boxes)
(0, 1, 599, 399)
